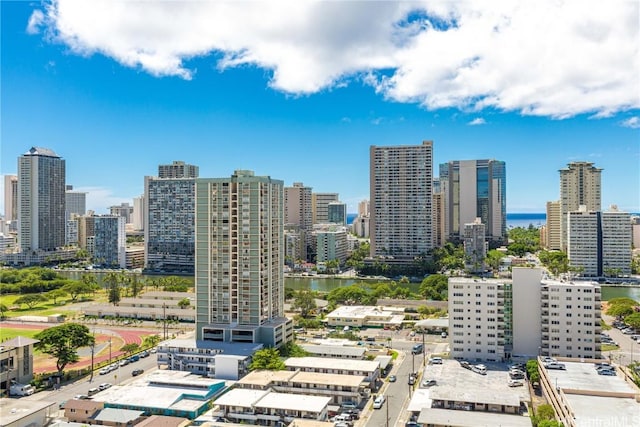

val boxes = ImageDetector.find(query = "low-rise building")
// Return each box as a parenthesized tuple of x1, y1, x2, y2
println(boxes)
(0, 398, 57, 427)
(325, 305, 405, 329)
(235, 369, 369, 406)
(284, 357, 380, 388)
(63, 399, 104, 424)
(92, 407, 146, 426)
(1, 336, 39, 394)
(92, 370, 226, 419)
(214, 389, 331, 425)
(157, 338, 260, 379)
(300, 344, 366, 359)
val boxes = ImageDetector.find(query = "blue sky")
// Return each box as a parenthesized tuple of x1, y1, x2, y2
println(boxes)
(1, 1, 639, 214)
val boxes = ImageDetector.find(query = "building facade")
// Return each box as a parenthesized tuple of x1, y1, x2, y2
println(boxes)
(93, 215, 126, 268)
(439, 159, 506, 243)
(4, 175, 18, 223)
(314, 226, 348, 264)
(284, 182, 313, 261)
(327, 201, 347, 225)
(144, 162, 198, 273)
(17, 147, 66, 252)
(369, 141, 434, 263)
(158, 160, 199, 179)
(448, 269, 601, 362)
(463, 218, 487, 273)
(132, 195, 145, 231)
(195, 170, 292, 347)
(567, 206, 632, 277)
(312, 192, 339, 224)
(559, 161, 602, 250)
(545, 200, 562, 250)
(109, 202, 133, 224)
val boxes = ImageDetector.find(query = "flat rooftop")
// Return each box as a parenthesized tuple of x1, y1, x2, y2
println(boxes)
(544, 361, 638, 394)
(285, 357, 380, 372)
(417, 407, 531, 427)
(291, 371, 366, 387)
(567, 395, 640, 427)
(301, 344, 366, 357)
(0, 398, 57, 426)
(407, 360, 530, 411)
(236, 370, 297, 387)
(255, 392, 331, 413)
(215, 388, 269, 407)
(94, 371, 225, 413)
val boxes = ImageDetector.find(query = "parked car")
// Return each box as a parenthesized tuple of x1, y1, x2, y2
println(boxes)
(373, 395, 385, 409)
(508, 379, 524, 387)
(544, 362, 566, 370)
(422, 379, 437, 387)
(472, 364, 487, 375)
(87, 387, 99, 396)
(598, 369, 617, 376)
(408, 375, 416, 385)
(459, 360, 472, 370)
(74, 394, 90, 400)
(542, 357, 557, 364)
(132, 369, 144, 376)
(99, 368, 110, 375)
(428, 357, 443, 365)
(98, 383, 112, 391)
(388, 375, 397, 382)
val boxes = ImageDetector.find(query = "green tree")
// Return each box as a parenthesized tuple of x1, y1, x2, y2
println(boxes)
(45, 288, 68, 305)
(177, 298, 191, 309)
(279, 341, 309, 358)
(129, 275, 142, 297)
(62, 281, 94, 302)
(14, 294, 47, 309)
(104, 272, 121, 305)
(120, 343, 140, 355)
(536, 404, 556, 421)
(486, 249, 504, 272)
(284, 287, 296, 300)
(538, 251, 569, 276)
(142, 334, 161, 348)
(538, 421, 563, 427)
(249, 348, 285, 371)
(324, 259, 340, 274)
(0, 303, 8, 319)
(419, 274, 448, 300)
(526, 359, 540, 384)
(507, 226, 540, 256)
(291, 290, 317, 318)
(606, 304, 635, 318)
(34, 323, 95, 375)
(623, 312, 640, 329)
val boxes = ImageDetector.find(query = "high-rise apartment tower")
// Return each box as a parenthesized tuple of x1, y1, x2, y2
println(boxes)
(195, 170, 292, 347)
(370, 141, 434, 262)
(17, 147, 66, 252)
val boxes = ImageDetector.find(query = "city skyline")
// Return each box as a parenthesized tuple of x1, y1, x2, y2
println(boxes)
(1, 1, 639, 215)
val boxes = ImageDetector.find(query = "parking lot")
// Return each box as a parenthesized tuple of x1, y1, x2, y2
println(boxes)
(418, 360, 531, 405)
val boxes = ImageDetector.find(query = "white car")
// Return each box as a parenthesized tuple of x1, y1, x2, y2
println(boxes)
(373, 395, 385, 409)
(508, 379, 524, 387)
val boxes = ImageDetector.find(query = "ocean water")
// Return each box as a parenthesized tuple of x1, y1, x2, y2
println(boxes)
(347, 212, 546, 228)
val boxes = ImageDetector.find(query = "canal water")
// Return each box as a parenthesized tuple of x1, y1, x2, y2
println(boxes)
(58, 270, 638, 301)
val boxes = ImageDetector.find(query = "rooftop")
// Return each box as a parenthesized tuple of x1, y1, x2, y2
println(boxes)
(215, 388, 269, 407)
(0, 398, 57, 426)
(417, 407, 531, 427)
(93, 408, 145, 423)
(255, 392, 331, 413)
(1, 336, 39, 348)
(291, 371, 366, 387)
(285, 357, 380, 372)
(236, 370, 297, 387)
(300, 344, 366, 357)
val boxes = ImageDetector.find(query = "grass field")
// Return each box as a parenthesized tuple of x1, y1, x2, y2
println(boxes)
(0, 327, 44, 342)
(0, 293, 86, 319)
(601, 344, 620, 352)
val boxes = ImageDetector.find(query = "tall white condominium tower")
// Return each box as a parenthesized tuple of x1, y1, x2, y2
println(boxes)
(4, 175, 18, 222)
(567, 205, 632, 277)
(370, 141, 434, 263)
(439, 159, 506, 243)
(195, 170, 292, 347)
(158, 160, 199, 179)
(144, 161, 198, 273)
(18, 147, 66, 252)
(449, 268, 601, 362)
(559, 161, 602, 251)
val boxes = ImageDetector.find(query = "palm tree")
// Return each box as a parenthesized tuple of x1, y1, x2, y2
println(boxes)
(0, 303, 8, 320)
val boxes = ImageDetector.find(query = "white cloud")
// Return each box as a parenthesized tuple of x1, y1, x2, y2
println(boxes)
(468, 117, 486, 126)
(26, 9, 45, 34)
(29, 0, 640, 118)
(620, 117, 640, 128)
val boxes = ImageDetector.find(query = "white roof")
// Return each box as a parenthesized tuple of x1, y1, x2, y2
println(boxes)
(255, 392, 330, 413)
(285, 357, 379, 373)
(301, 344, 366, 357)
(215, 389, 269, 407)
(429, 386, 520, 407)
(417, 408, 531, 427)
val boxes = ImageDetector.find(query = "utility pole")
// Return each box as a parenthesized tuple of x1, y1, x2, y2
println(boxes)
(422, 330, 426, 366)
(385, 395, 390, 427)
(108, 338, 112, 364)
(89, 327, 95, 382)
(163, 303, 167, 340)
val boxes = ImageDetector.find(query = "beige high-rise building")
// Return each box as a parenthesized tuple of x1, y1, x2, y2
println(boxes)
(545, 200, 562, 250)
(559, 161, 602, 250)
(4, 175, 18, 222)
(284, 182, 313, 261)
(370, 141, 434, 263)
(312, 192, 339, 224)
(195, 170, 292, 347)
(358, 200, 370, 217)
(432, 177, 446, 248)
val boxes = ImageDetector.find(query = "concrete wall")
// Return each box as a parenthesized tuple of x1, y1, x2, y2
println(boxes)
(512, 268, 542, 358)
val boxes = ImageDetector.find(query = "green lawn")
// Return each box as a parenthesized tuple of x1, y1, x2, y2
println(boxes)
(600, 319, 612, 331)
(601, 344, 619, 352)
(0, 327, 42, 341)
(0, 294, 77, 318)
